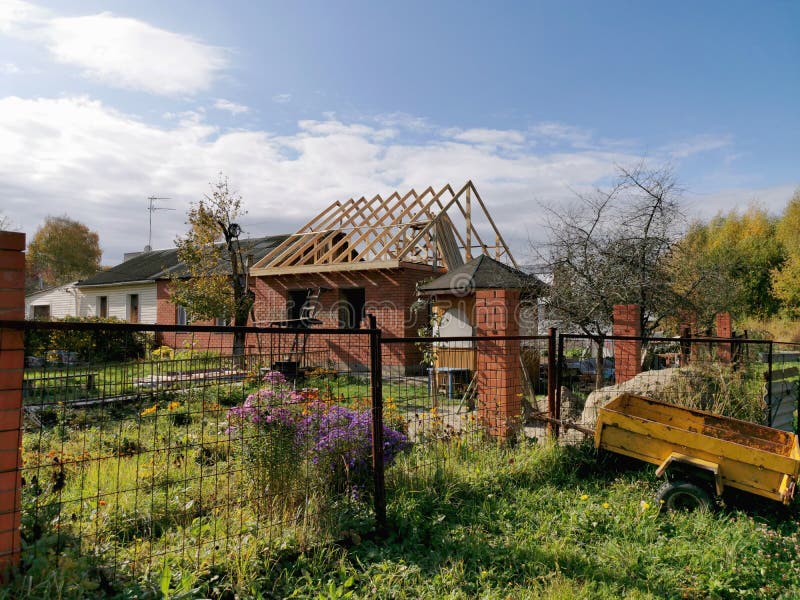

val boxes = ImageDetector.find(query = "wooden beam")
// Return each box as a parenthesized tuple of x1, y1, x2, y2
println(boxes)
(468, 182, 518, 268)
(253, 259, 399, 276)
(252, 198, 349, 268)
(465, 185, 472, 261)
(396, 182, 472, 262)
(346, 186, 441, 263)
(314, 189, 411, 265)
(284, 193, 387, 266)
(357, 184, 456, 263)
(270, 195, 374, 267)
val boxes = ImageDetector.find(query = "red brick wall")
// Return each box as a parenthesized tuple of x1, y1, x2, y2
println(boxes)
(153, 268, 432, 370)
(0, 231, 24, 573)
(613, 304, 642, 384)
(252, 268, 432, 369)
(475, 289, 521, 439)
(715, 312, 732, 362)
(154, 280, 237, 351)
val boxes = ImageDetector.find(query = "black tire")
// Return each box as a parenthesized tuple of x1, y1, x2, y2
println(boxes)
(655, 479, 713, 512)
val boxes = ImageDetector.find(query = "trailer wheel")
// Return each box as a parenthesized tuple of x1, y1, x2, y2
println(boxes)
(655, 480, 712, 512)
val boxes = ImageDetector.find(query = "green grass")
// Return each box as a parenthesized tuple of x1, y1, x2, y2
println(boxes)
(9, 430, 800, 599)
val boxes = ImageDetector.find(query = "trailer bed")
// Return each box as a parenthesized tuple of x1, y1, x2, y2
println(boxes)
(594, 394, 800, 503)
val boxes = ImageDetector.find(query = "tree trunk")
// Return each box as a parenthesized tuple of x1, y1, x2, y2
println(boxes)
(595, 338, 605, 391)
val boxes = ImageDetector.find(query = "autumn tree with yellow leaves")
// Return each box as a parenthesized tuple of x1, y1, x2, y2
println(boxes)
(171, 175, 254, 357)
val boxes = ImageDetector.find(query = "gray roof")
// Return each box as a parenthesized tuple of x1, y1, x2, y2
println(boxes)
(78, 235, 288, 287)
(418, 254, 546, 294)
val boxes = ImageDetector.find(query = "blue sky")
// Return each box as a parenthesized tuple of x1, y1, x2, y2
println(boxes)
(1, 0, 798, 263)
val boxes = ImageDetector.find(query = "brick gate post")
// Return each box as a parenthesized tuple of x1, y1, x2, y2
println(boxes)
(0, 231, 25, 574)
(715, 312, 733, 363)
(475, 289, 521, 439)
(612, 304, 642, 385)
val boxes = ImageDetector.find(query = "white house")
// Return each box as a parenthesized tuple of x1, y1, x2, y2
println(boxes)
(76, 247, 180, 324)
(25, 282, 81, 320)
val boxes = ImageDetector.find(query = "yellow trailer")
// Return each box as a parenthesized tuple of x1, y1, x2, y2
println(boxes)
(594, 393, 800, 510)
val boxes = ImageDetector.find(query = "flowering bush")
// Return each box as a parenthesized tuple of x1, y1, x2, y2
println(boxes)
(299, 402, 409, 494)
(228, 371, 408, 502)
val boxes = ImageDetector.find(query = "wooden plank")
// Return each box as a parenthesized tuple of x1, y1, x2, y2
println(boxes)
(252, 199, 346, 268)
(465, 185, 472, 261)
(597, 406, 799, 473)
(468, 181, 518, 268)
(354, 184, 455, 263)
(252, 260, 403, 276)
(396, 183, 471, 262)
(285, 194, 385, 266)
(317, 187, 428, 266)
(279, 196, 372, 267)
(354, 187, 441, 261)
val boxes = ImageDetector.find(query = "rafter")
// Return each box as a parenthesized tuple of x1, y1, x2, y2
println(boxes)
(250, 181, 516, 276)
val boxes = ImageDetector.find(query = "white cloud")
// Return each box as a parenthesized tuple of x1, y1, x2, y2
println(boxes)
(663, 134, 733, 159)
(0, 1, 227, 95)
(530, 121, 594, 148)
(1, 61, 20, 73)
(272, 93, 292, 104)
(214, 99, 249, 115)
(443, 128, 526, 148)
(0, 0, 45, 33)
(2, 95, 787, 265)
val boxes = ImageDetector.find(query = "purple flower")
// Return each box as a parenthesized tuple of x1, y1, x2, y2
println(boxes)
(262, 370, 287, 384)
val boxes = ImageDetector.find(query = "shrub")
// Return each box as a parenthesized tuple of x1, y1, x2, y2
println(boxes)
(228, 371, 408, 504)
(24, 316, 152, 362)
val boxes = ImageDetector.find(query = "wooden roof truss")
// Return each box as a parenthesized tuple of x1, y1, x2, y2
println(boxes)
(251, 181, 517, 275)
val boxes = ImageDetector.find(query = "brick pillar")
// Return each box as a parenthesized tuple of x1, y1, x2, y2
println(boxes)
(715, 312, 732, 363)
(0, 231, 24, 574)
(678, 309, 699, 363)
(475, 289, 521, 440)
(613, 304, 642, 385)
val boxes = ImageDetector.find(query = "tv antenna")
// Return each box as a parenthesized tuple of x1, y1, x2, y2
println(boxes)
(146, 196, 174, 250)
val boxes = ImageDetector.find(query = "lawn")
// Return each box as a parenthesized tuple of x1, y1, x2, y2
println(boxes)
(10, 424, 800, 599)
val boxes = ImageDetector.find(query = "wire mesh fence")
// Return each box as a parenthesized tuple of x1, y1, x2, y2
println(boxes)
(380, 334, 552, 485)
(5, 317, 800, 593)
(14, 320, 383, 590)
(556, 334, 800, 437)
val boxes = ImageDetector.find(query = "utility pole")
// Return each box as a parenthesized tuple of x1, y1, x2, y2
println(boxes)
(146, 196, 174, 250)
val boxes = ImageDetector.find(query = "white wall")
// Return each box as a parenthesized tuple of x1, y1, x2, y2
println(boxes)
(25, 284, 81, 319)
(79, 283, 158, 324)
(435, 305, 474, 348)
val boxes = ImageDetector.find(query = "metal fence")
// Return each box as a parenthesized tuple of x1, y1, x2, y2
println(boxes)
(10, 320, 379, 590)
(554, 333, 800, 438)
(2, 318, 799, 592)
(379, 334, 551, 485)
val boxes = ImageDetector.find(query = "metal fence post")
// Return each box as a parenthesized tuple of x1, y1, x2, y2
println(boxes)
(546, 328, 557, 437)
(554, 332, 565, 438)
(367, 315, 386, 533)
(766, 341, 774, 427)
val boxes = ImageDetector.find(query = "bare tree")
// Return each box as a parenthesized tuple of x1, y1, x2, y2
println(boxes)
(537, 163, 685, 387)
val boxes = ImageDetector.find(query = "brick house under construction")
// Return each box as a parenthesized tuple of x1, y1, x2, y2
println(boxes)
(248, 181, 523, 370)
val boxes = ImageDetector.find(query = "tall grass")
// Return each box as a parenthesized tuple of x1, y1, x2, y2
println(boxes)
(9, 434, 798, 599)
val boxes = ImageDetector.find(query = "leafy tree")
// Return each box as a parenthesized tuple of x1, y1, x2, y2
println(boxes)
(170, 175, 253, 357)
(538, 163, 685, 386)
(26, 216, 101, 291)
(772, 189, 800, 315)
(674, 205, 785, 320)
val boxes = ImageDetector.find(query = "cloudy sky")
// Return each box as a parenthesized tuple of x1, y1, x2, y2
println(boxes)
(1, 0, 798, 264)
